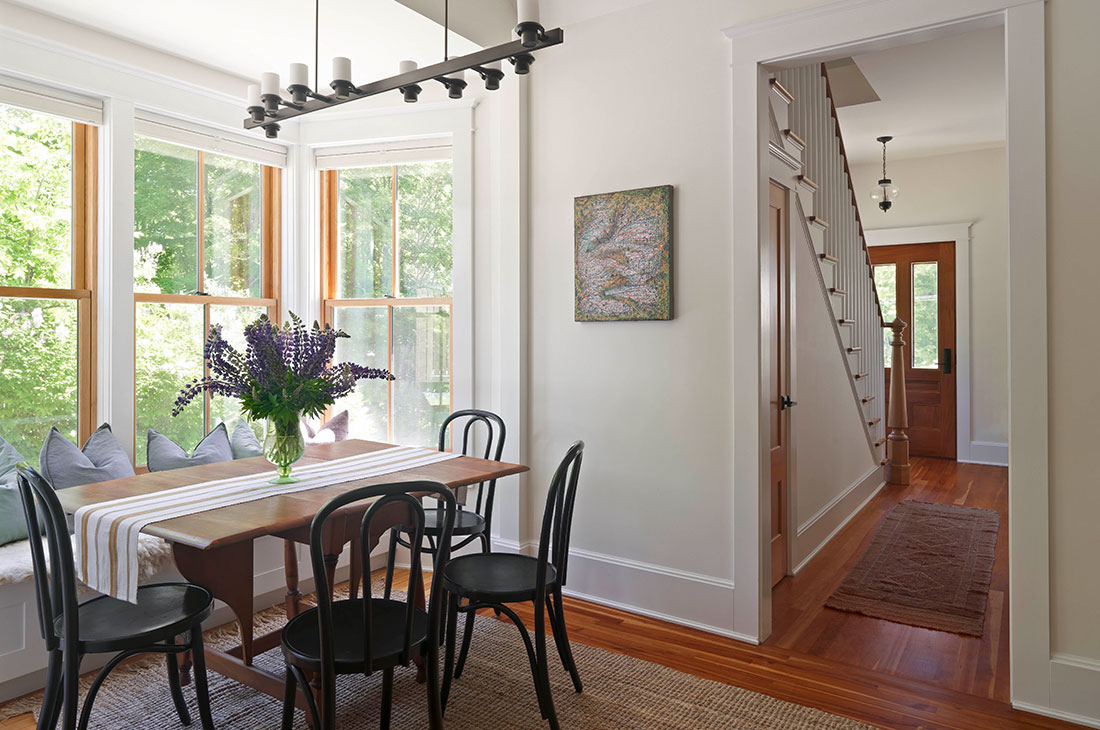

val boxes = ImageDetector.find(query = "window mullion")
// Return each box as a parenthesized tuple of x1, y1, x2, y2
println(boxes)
(197, 150, 205, 294)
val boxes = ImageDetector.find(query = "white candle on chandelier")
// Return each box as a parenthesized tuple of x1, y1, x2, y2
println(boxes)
(246, 84, 262, 107)
(486, 60, 502, 72)
(260, 72, 280, 97)
(289, 63, 309, 89)
(399, 60, 418, 75)
(332, 56, 352, 82)
(517, 0, 540, 24)
(446, 56, 467, 81)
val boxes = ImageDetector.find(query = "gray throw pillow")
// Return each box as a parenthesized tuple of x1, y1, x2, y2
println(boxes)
(303, 410, 349, 444)
(0, 437, 32, 546)
(147, 422, 233, 472)
(40, 424, 135, 490)
(230, 419, 263, 459)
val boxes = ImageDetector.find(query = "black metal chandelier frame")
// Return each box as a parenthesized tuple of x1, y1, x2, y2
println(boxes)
(244, 1, 563, 138)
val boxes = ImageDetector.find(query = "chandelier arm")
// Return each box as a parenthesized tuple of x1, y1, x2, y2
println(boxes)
(243, 30, 564, 129)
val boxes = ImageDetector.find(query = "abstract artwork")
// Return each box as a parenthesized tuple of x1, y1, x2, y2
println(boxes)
(574, 184, 673, 322)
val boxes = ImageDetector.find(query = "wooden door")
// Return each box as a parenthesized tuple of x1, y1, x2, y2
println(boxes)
(766, 183, 790, 587)
(869, 242, 956, 459)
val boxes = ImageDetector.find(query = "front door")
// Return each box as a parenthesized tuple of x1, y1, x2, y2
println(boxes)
(870, 242, 957, 459)
(766, 183, 789, 587)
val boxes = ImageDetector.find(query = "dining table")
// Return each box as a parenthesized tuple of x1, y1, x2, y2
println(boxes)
(56, 438, 528, 712)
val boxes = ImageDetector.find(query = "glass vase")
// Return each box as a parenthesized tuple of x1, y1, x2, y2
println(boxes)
(263, 414, 306, 484)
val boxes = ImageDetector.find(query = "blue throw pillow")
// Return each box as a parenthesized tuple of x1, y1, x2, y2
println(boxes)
(39, 423, 136, 490)
(0, 437, 33, 546)
(147, 422, 234, 472)
(230, 419, 263, 459)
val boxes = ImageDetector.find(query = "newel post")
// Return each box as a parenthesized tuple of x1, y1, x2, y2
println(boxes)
(886, 318, 910, 485)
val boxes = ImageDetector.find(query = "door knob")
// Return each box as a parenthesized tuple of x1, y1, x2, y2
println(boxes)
(780, 395, 798, 410)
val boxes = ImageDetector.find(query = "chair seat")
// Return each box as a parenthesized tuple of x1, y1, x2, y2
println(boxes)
(424, 507, 485, 536)
(59, 583, 213, 654)
(441, 553, 558, 604)
(282, 598, 429, 672)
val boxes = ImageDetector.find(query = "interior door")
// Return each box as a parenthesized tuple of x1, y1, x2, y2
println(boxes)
(766, 183, 789, 587)
(869, 242, 957, 459)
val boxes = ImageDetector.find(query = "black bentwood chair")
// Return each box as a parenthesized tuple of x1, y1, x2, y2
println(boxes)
(15, 466, 216, 730)
(279, 481, 457, 730)
(375, 409, 506, 602)
(440, 441, 584, 730)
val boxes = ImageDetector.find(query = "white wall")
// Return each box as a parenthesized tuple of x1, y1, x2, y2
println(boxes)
(790, 224, 880, 571)
(851, 146, 1008, 449)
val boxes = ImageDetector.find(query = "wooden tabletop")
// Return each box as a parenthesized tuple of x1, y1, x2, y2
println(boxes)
(56, 439, 527, 551)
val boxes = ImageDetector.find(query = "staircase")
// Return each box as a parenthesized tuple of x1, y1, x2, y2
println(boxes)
(768, 64, 887, 464)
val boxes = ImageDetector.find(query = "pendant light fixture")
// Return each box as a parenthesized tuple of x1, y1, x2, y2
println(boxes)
(870, 135, 899, 212)
(245, 0, 562, 138)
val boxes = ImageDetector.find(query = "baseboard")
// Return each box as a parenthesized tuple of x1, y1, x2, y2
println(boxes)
(1036, 654, 1100, 727)
(1013, 700, 1100, 730)
(793, 465, 884, 574)
(960, 440, 1009, 466)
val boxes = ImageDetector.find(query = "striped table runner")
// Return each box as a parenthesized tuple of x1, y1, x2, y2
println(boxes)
(75, 446, 459, 603)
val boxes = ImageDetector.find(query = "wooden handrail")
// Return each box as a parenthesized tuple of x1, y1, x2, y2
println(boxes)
(885, 318, 910, 485)
(820, 64, 886, 328)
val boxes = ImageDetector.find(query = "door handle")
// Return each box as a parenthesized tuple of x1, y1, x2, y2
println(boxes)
(943, 347, 952, 374)
(780, 395, 798, 410)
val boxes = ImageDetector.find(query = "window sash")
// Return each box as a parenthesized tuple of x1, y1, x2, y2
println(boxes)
(0, 121, 98, 444)
(135, 112, 287, 168)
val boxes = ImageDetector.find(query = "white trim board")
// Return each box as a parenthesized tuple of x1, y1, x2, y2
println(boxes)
(793, 465, 885, 574)
(864, 223, 1006, 467)
(724, 0, 1051, 715)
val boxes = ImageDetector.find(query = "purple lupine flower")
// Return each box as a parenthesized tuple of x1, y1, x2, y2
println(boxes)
(172, 312, 393, 420)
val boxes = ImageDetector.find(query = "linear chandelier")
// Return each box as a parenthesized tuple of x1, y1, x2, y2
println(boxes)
(244, 0, 563, 138)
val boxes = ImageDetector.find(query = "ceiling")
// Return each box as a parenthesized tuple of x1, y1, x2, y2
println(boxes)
(5, 0, 482, 87)
(831, 26, 1005, 166)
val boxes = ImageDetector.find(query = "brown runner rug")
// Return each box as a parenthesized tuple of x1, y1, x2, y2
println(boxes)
(1, 587, 876, 729)
(826, 499, 999, 636)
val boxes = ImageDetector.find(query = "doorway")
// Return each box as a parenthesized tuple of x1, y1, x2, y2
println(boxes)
(870, 242, 957, 459)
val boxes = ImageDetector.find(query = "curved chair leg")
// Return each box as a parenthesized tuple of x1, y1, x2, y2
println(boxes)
(37, 650, 63, 730)
(534, 600, 560, 730)
(383, 527, 399, 600)
(441, 592, 459, 711)
(281, 664, 297, 730)
(165, 641, 194, 726)
(288, 665, 321, 730)
(188, 628, 216, 730)
(453, 602, 476, 679)
(548, 591, 583, 693)
(61, 651, 82, 730)
(379, 667, 394, 730)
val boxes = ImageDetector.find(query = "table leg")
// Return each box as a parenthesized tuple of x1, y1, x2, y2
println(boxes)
(174, 541, 256, 664)
(283, 540, 302, 619)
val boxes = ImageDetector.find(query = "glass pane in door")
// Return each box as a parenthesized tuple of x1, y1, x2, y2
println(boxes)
(912, 262, 939, 369)
(873, 264, 897, 365)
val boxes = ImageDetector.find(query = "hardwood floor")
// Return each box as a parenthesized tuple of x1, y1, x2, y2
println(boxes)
(2, 459, 1087, 729)
(770, 456, 1012, 701)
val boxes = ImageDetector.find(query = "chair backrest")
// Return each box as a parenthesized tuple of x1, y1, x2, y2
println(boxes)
(308, 481, 456, 677)
(535, 441, 585, 592)
(438, 410, 506, 522)
(15, 466, 80, 653)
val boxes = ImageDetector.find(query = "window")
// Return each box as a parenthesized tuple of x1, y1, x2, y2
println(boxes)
(0, 102, 97, 458)
(911, 262, 939, 369)
(873, 264, 897, 366)
(133, 136, 280, 463)
(320, 159, 454, 447)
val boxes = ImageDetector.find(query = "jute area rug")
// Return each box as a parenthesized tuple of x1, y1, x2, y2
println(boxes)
(2, 590, 876, 729)
(827, 499, 999, 636)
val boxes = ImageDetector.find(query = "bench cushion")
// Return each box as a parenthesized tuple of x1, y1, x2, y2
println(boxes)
(0, 533, 175, 591)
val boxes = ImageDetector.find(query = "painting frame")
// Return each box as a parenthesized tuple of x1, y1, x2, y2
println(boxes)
(574, 184, 673, 322)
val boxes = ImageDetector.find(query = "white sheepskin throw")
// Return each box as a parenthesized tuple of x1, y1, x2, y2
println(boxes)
(0, 533, 176, 591)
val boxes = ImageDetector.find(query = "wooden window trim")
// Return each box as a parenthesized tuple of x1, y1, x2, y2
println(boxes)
(319, 164, 455, 443)
(132, 145, 281, 456)
(0, 121, 98, 444)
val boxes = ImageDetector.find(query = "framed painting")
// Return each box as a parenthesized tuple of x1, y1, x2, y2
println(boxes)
(574, 184, 673, 321)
